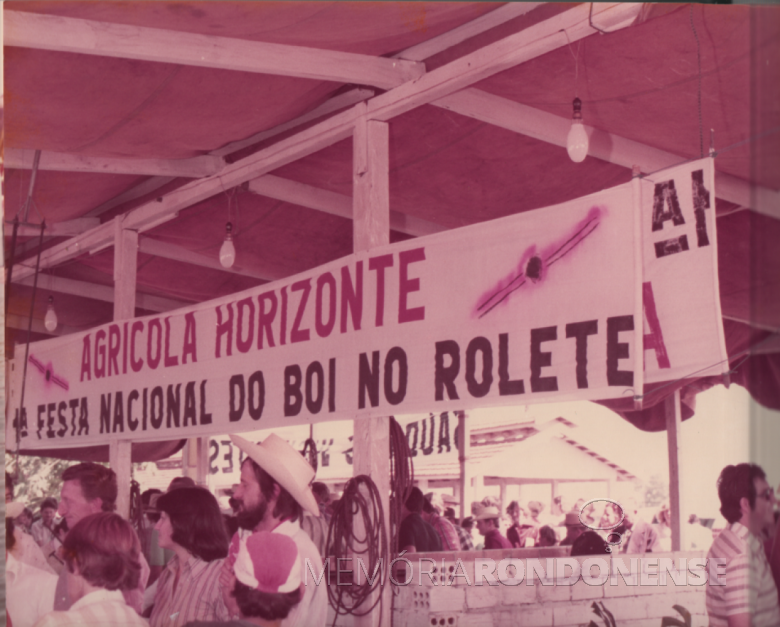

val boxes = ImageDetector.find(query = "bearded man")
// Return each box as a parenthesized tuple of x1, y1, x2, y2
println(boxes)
(221, 434, 328, 627)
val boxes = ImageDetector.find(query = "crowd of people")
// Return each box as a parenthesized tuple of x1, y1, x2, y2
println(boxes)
(5, 449, 779, 626)
(394, 491, 697, 558)
(6, 433, 326, 627)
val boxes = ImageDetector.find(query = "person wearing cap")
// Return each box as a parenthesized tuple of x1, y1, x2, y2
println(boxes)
(222, 434, 327, 627)
(32, 512, 147, 627)
(475, 506, 512, 550)
(7, 501, 59, 627)
(186, 531, 304, 627)
(560, 511, 587, 546)
(32, 497, 59, 548)
(149, 487, 231, 627)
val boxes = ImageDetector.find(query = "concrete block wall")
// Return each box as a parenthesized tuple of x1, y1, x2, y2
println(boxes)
(389, 548, 708, 627)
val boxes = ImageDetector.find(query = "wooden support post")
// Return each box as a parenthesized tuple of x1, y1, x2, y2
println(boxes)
(113, 216, 138, 320)
(457, 410, 469, 521)
(182, 438, 209, 485)
(352, 110, 391, 627)
(665, 389, 684, 551)
(109, 439, 132, 518)
(353, 105, 390, 253)
(112, 217, 138, 518)
(473, 475, 484, 505)
(499, 481, 507, 515)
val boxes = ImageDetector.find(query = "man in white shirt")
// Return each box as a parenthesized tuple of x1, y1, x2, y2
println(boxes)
(220, 434, 328, 627)
(706, 463, 779, 627)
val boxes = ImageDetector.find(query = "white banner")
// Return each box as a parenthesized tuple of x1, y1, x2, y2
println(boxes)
(6, 159, 725, 451)
(639, 158, 728, 383)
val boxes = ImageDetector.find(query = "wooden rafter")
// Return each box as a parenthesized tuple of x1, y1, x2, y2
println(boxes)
(6, 312, 86, 337)
(3, 218, 99, 238)
(10, 2, 643, 282)
(137, 238, 276, 282)
(247, 175, 445, 237)
(433, 88, 780, 220)
(13, 274, 188, 312)
(5, 10, 425, 90)
(396, 2, 543, 62)
(6, 148, 224, 179)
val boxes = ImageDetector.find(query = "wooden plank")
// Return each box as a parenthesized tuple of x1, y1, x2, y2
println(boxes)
(434, 88, 778, 218)
(352, 107, 391, 627)
(12, 3, 640, 281)
(5, 148, 224, 178)
(397, 2, 543, 61)
(353, 110, 390, 253)
(113, 217, 138, 320)
(13, 274, 187, 313)
(3, 218, 100, 238)
(665, 389, 683, 552)
(248, 174, 445, 237)
(5, 10, 424, 90)
(109, 439, 132, 519)
(5, 312, 85, 337)
(86, 176, 176, 218)
(137, 237, 278, 281)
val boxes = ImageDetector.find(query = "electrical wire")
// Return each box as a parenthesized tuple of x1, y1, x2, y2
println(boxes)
(13, 221, 47, 480)
(326, 474, 387, 625)
(388, 416, 414, 556)
(323, 416, 413, 627)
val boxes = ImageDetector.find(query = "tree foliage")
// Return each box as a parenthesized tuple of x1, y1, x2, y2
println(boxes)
(5, 452, 79, 513)
(643, 474, 670, 508)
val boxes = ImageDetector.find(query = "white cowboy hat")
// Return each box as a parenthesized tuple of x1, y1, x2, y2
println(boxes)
(474, 505, 502, 521)
(230, 433, 319, 516)
(6, 501, 25, 518)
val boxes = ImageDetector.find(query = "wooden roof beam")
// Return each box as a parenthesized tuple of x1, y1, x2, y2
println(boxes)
(248, 174, 445, 238)
(396, 2, 542, 62)
(434, 88, 780, 220)
(4, 10, 424, 90)
(13, 274, 188, 313)
(5, 148, 224, 179)
(4, 217, 99, 238)
(11, 2, 642, 282)
(137, 238, 279, 282)
(6, 312, 87, 337)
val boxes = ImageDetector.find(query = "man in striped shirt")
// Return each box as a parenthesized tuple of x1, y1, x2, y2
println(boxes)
(706, 463, 779, 627)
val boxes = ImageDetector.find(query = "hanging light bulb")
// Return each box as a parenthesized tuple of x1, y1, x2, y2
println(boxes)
(44, 295, 58, 332)
(566, 97, 589, 163)
(219, 222, 236, 268)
